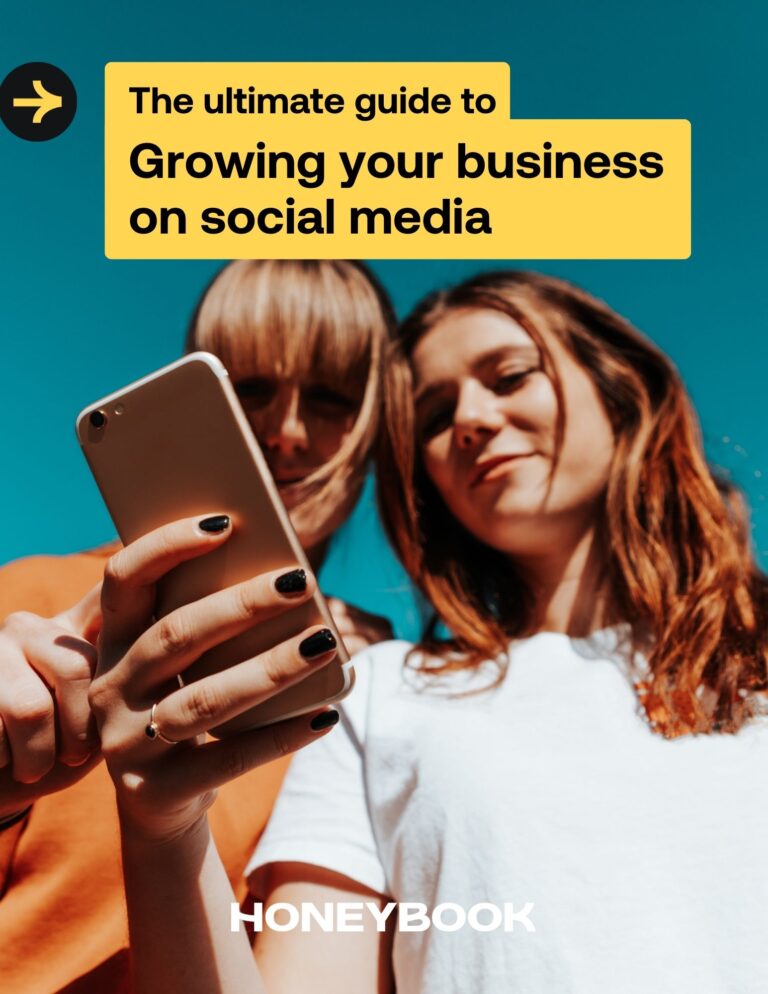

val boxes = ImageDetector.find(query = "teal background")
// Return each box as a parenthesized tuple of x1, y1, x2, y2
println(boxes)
(2, 1, 765, 636)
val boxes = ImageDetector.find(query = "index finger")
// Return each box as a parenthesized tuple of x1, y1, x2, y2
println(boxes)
(100, 514, 233, 652)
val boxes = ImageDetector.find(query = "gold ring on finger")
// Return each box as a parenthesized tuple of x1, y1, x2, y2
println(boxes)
(144, 702, 178, 744)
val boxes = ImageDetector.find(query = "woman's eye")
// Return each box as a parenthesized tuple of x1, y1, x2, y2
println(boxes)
(302, 385, 359, 415)
(234, 377, 277, 407)
(418, 403, 453, 441)
(493, 368, 535, 394)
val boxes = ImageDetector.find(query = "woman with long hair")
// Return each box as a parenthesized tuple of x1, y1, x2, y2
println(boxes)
(65, 270, 768, 992)
(381, 269, 768, 737)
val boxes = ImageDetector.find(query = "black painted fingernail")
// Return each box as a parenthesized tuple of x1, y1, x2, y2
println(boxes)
(275, 568, 307, 595)
(199, 515, 230, 533)
(310, 709, 339, 731)
(299, 628, 336, 659)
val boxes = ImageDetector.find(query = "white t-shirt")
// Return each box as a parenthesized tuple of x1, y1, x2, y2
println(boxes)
(247, 629, 768, 994)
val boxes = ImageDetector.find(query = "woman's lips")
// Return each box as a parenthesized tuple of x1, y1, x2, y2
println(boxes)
(274, 473, 308, 485)
(470, 453, 535, 487)
(268, 465, 311, 485)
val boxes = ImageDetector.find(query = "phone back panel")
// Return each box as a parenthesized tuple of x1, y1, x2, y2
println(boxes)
(76, 352, 352, 732)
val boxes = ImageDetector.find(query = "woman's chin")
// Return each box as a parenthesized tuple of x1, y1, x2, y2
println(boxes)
(466, 480, 548, 522)
(456, 493, 558, 555)
(278, 485, 302, 510)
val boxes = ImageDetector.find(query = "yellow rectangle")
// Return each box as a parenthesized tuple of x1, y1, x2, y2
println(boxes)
(105, 63, 690, 259)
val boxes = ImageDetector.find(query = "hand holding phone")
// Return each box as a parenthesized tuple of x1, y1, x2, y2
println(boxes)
(87, 514, 341, 843)
(76, 352, 354, 733)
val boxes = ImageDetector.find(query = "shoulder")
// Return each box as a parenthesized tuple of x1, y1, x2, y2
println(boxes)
(0, 544, 119, 618)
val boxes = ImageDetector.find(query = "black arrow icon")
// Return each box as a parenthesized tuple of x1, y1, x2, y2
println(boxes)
(0, 63, 77, 141)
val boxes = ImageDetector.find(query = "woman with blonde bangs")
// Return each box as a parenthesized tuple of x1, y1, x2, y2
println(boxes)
(19, 269, 768, 993)
(189, 259, 387, 561)
(0, 258, 396, 994)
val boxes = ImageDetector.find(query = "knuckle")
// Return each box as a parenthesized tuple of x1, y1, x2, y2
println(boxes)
(155, 615, 192, 657)
(236, 578, 267, 619)
(103, 553, 128, 589)
(56, 654, 94, 684)
(218, 745, 248, 781)
(260, 649, 291, 688)
(2, 610, 40, 636)
(87, 677, 112, 718)
(152, 526, 177, 564)
(98, 740, 118, 765)
(271, 723, 295, 759)
(100, 728, 132, 765)
(183, 683, 221, 725)
(12, 692, 55, 729)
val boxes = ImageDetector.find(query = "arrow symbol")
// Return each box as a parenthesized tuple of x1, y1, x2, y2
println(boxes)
(13, 79, 62, 124)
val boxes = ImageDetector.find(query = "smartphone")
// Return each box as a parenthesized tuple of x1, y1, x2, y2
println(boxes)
(76, 351, 354, 733)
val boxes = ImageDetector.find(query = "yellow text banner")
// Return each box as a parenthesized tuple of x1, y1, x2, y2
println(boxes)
(105, 62, 690, 259)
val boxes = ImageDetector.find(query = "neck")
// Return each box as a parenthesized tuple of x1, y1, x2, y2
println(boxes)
(513, 520, 613, 637)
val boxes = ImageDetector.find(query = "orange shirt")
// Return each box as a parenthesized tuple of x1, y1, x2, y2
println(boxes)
(0, 548, 291, 994)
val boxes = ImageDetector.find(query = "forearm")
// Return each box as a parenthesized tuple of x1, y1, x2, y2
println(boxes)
(120, 814, 265, 994)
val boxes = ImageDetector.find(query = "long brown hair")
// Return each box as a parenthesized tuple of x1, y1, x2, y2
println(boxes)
(377, 270, 768, 737)
(188, 260, 395, 548)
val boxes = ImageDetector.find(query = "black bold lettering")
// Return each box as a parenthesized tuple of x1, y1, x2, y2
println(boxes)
(201, 207, 226, 233)
(583, 152, 611, 178)
(466, 208, 492, 233)
(457, 143, 485, 179)
(158, 207, 186, 234)
(129, 208, 156, 233)
(515, 152, 541, 178)
(612, 152, 638, 178)
(394, 208, 420, 233)
(130, 142, 164, 178)
(350, 207, 392, 234)
(639, 152, 664, 178)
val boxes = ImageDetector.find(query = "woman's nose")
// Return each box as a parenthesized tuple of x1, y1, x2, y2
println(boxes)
(261, 387, 309, 455)
(453, 381, 505, 450)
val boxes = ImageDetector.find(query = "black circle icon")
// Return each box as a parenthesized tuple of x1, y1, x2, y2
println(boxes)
(0, 63, 77, 141)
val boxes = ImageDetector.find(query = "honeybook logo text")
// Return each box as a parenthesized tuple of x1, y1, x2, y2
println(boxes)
(231, 901, 536, 933)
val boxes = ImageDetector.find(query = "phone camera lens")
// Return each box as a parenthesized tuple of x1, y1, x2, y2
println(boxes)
(89, 410, 107, 429)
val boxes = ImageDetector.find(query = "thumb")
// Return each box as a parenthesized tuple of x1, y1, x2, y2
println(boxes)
(56, 583, 103, 643)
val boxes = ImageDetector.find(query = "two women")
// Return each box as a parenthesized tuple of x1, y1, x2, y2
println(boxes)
(84, 271, 768, 992)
